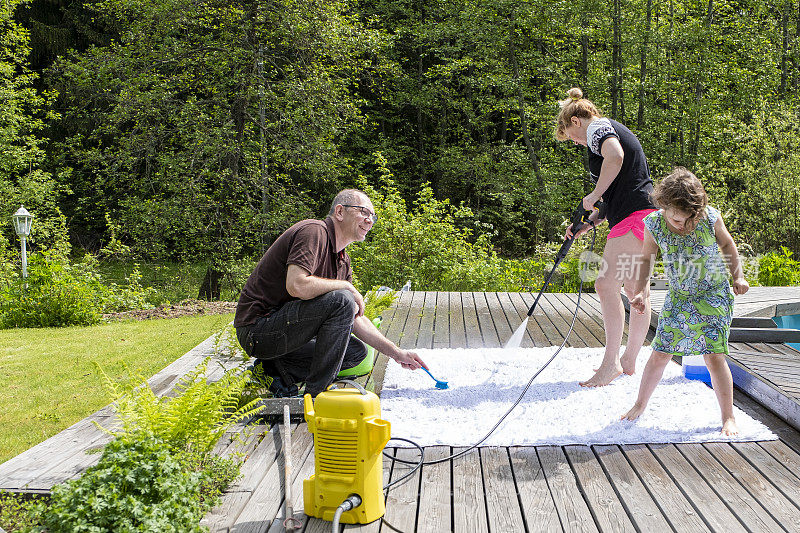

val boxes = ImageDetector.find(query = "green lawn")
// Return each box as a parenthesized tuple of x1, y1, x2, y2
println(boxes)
(0, 313, 235, 463)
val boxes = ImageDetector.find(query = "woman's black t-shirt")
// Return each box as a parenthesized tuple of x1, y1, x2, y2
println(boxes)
(587, 118, 655, 228)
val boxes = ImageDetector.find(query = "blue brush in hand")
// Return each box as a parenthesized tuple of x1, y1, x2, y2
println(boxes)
(421, 367, 449, 389)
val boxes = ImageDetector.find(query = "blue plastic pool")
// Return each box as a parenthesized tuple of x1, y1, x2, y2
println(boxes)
(772, 313, 800, 350)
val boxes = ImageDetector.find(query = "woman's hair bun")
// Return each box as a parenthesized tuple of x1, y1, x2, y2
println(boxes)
(567, 87, 583, 101)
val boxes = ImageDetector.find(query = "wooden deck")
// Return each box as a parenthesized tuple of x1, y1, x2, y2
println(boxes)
(3, 290, 800, 532)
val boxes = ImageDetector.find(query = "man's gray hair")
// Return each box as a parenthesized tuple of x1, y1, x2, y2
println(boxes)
(328, 189, 368, 216)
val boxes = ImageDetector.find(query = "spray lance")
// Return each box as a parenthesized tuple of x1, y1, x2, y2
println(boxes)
(504, 198, 606, 348)
(529, 198, 606, 315)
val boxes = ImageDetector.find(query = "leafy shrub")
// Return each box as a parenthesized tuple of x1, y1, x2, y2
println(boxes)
(0, 251, 107, 327)
(181, 451, 242, 511)
(98, 358, 264, 454)
(363, 288, 398, 320)
(41, 434, 206, 533)
(0, 252, 156, 328)
(0, 490, 42, 532)
(351, 154, 537, 292)
(758, 246, 800, 286)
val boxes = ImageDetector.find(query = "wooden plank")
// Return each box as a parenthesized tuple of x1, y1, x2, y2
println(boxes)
(382, 291, 413, 346)
(230, 424, 315, 533)
(449, 292, 468, 349)
(556, 293, 606, 347)
(620, 444, 710, 532)
(481, 447, 525, 531)
(729, 327, 800, 343)
(416, 446, 451, 532)
(676, 443, 782, 532)
(538, 293, 583, 346)
(433, 292, 451, 350)
(726, 356, 800, 432)
(731, 317, 778, 328)
(517, 292, 564, 347)
(732, 442, 800, 510)
(593, 445, 672, 532)
(202, 425, 285, 531)
(382, 447, 422, 532)
(563, 446, 635, 532)
(561, 293, 610, 346)
(452, 447, 489, 533)
(731, 389, 800, 454)
(460, 293, 484, 349)
(648, 444, 748, 532)
(537, 446, 598, 532)
(484, 292, 513, 348)
(472, 292, 501, 348)
(543, 294, 594, 348)
(757, 440, 800, 482)
(505, 292, 547, 347)
(345, 452, 395, 533)
(415, 291, 437, 350)
(398, 291, 426, 350)
(265, 441, 317, 533)
(508, 447, 560, 533)
(702, 442, 800, 532)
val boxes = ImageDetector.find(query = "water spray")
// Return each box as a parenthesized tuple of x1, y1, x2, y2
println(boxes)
(505, 198, 607, 349)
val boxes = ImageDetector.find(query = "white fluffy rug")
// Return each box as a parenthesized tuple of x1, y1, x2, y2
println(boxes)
(380, 347, 777, 446)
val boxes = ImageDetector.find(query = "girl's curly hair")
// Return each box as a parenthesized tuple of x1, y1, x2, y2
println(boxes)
(651, 167, 708, 226)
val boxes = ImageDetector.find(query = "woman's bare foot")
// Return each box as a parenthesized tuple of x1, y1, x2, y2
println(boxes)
(620, 351, 638, 375)
(621, 403, 645, 421)
(580, 364, 623, 387)
(721, 418, 738, 436)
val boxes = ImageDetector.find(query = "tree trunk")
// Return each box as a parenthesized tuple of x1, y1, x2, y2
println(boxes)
(198, 266, 223, 301)
(611, 0, 624, 121)
(510, 37, 545, 243)
(580, 13, 589, 88)
(689, 0, 714, 165)
(637, 0, 652, 130)
(780, 1, 790, 94)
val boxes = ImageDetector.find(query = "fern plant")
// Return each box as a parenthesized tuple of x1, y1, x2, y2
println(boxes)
(98, 359, 264, 454)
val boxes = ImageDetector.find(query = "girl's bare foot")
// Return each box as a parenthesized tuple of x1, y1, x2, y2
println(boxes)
(580, 364, 623, 387)
(721, 418, 738, 436)
(620, 351, 638, 375)
(621, 403, 645, 421)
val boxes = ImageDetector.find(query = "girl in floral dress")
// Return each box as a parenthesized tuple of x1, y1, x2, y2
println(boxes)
(622, 167, 749, 436)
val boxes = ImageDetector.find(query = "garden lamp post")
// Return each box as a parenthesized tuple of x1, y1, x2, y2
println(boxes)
(12, 206, 33, 278)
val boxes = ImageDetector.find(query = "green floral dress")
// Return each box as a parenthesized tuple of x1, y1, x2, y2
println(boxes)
(645, 206, 734, 355)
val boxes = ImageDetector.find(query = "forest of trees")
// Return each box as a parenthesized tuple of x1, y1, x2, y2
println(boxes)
(2, 0, 800, 272)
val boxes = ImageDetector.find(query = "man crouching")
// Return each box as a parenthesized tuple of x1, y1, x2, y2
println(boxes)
(234, 189, 426, 397)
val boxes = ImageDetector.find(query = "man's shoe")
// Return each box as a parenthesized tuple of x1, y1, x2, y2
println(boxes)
(267, 375, 299, 398)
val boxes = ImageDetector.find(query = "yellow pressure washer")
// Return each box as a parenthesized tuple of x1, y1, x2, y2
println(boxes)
(303, 380, 390, 526)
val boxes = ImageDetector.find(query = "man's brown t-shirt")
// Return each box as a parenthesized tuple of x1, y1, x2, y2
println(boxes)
(234, 217, 352, 327)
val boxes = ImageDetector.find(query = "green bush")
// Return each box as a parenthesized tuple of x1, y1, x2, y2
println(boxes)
(758, 246, 800, 286)
(363, 289, 398, 320)
(0, 490, 42, 532)
(0, 252, 106, 327)
(41, 434, 206, 533)
(351, 154, 543, 292)
(0, 252, 156, 328)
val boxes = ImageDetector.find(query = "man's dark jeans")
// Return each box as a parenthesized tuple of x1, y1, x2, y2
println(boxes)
(235, 290, 367, 396)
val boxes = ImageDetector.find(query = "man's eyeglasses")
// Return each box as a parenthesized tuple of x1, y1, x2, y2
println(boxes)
(341, 204, 378, 223)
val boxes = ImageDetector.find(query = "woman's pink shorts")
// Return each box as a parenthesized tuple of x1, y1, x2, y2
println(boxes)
(607, 208, 657, 241)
